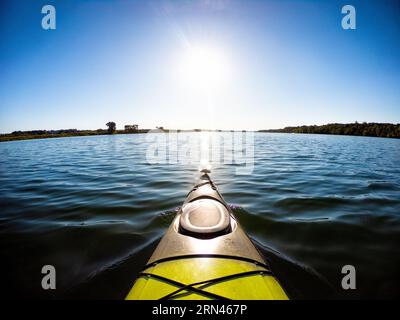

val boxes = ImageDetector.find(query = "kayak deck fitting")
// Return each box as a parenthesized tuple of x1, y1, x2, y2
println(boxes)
(126, 170, 288, 300)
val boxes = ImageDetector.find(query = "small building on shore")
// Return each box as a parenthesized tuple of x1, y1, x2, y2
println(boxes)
(125, 124, 138, 132)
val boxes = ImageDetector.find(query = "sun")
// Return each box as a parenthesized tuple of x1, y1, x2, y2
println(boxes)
(179, 45, 230, 91)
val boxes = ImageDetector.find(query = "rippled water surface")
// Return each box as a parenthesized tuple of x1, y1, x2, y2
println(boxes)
(1, 133, 399, 299)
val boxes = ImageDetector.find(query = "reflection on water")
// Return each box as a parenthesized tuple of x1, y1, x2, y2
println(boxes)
(0, 132, 399, 299)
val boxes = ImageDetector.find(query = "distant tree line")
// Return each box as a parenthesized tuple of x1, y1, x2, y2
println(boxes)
(0, 129, 108, 142)
(0, 122, 151, 142)
(11, 129, 81, 135)
(261, 122, 400, 138)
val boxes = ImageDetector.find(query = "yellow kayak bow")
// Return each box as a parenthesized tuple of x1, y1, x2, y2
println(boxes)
(126, 170, 288, 300)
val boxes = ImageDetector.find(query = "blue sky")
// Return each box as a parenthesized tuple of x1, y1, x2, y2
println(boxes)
(0, 0, 399, 133)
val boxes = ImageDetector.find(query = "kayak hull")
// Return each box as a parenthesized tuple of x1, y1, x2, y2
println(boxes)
(126, 172, 289, 300)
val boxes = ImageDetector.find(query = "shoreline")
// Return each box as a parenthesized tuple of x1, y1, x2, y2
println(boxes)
(0, 129, 245, 142)
(1, 122, 400, 142)
(1, 131, 400, 143)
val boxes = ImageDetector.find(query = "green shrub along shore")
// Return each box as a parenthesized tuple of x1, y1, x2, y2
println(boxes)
(1, 122, 400, 142)
(260, 122, 400, 139)
(0, 129, 151, 142)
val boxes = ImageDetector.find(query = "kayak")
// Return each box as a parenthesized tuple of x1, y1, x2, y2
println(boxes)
(126, 170, 289, 300)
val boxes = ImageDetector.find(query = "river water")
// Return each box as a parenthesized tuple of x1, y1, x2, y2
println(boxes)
(0, 132, 399, 299)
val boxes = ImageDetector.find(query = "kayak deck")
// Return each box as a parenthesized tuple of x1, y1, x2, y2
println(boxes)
(126, 257, 288, 300)
(126, 171, 289, 300)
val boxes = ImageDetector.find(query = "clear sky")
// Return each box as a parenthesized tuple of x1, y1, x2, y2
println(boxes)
(1, 0, 399, 133)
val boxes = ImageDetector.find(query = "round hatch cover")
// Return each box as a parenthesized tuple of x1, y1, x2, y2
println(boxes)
(179, 199, 231, 238)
